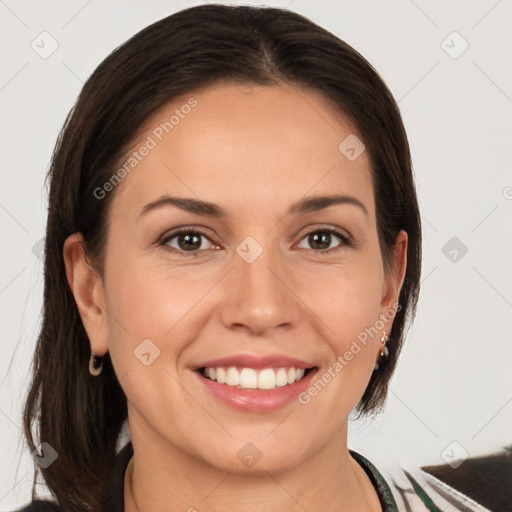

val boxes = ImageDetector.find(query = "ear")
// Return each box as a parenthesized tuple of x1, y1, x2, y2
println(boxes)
(63, 232, 109, 356)
(378, 229, 408, 331)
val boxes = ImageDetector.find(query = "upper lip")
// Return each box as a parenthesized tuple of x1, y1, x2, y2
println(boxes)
(192, 354, 316, 371)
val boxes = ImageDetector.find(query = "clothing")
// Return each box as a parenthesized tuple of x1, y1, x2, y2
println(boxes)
(15, 442, 494, 512)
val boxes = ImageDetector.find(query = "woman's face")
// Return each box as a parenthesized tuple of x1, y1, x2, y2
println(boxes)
(73, 83, 406, 473)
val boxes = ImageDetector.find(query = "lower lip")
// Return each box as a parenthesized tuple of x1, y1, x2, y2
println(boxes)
(194, 368, 318, 412)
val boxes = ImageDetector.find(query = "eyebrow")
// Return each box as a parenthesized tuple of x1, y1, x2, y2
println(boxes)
(137, 193, 368, 220)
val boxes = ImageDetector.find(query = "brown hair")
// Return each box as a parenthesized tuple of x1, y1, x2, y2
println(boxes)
(22, 4, 421, 510)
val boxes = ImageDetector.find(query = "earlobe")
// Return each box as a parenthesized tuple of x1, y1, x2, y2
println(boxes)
(63, 233, 109, 356)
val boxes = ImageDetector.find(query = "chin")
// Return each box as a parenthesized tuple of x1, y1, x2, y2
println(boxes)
(197, 436, 311, 476)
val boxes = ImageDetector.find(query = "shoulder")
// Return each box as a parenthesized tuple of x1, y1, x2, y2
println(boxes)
(11, 500, 61, 511)
(351, 447, 501, 511)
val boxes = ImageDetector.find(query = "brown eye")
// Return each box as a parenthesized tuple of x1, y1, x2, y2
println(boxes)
(308, 232, 334, 250)
(161, 229, 216, 254)
(297, 228, 350, 253)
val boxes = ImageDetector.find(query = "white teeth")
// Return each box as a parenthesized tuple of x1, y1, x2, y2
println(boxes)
(239, 368, 258, 389)
(226, 367, 240, 386)
(216, 367, 226, 384)
(201, 366, 309, 390)
(258, 368, 276, 390)
(275, 368, 288, 387)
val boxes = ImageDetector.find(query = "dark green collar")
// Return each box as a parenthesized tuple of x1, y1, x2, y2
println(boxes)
(350, 450, 400, 511)
(350, 450, 444, 512)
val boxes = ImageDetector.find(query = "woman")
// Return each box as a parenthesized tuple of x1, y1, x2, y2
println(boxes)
(16, 4, 492, 511)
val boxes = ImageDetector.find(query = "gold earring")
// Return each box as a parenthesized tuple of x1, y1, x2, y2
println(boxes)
(380, 331, 390, 357)
(374, 332, 390, 371)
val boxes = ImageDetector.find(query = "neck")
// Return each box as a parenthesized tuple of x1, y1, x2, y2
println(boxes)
(123, 417, 381, 512)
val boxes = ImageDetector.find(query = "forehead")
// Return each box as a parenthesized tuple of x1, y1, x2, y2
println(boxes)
(112, 83, 375, 221)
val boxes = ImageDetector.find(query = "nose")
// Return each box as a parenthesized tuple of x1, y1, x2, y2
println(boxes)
(218, 244, 301, 337)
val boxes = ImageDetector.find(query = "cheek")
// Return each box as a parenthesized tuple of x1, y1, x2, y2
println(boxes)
(100, 254, 235, 396)
(295, 262, 384, 418)
(100, 262, 204, 429)
(99, 257, 191, 377)
(299, 252, 385, 410)
(103, 256, 204, 335)
(306, 257, 384, 344)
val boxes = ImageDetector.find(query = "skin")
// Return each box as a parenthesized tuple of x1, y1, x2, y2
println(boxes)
(64, 82, 407, 511)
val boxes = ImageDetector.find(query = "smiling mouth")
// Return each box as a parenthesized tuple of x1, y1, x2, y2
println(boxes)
(198, 366, 316, 390)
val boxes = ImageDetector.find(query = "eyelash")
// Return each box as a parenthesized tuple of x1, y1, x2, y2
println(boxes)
(158, 225, 352, 257)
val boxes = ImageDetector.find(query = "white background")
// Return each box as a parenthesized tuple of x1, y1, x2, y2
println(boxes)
(1, 0, 511, 509)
